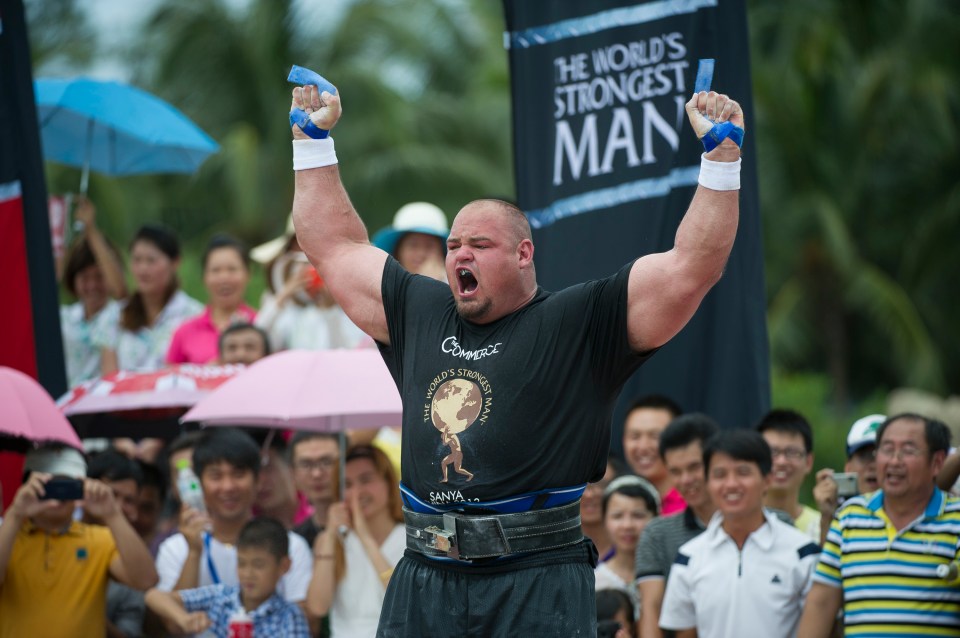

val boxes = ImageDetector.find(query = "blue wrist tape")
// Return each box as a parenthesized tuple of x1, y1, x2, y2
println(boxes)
(287, 65, 338, 140)
(693, 58, 745, 152)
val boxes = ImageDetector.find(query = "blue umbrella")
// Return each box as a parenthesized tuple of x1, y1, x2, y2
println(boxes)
(34, 77, 219, 193)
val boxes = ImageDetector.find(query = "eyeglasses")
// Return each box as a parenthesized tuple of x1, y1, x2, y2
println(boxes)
(294, 457, 337, 472)
(769, 447, 807, 461)
(877, 445, 924, 460)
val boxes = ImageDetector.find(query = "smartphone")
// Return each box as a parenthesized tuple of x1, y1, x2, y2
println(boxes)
(40, 477, 84, 501)
(833, 472, 858, 498)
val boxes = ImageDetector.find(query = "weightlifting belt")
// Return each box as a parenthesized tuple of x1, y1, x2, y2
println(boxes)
(404, 500, 583, 562)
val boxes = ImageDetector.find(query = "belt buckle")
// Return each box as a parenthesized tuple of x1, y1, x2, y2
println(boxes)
(423, 513, 461, 560)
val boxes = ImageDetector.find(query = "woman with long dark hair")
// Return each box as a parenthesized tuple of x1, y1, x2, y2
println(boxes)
(96, 223, 202, 373)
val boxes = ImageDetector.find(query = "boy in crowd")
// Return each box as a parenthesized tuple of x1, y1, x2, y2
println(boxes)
(154, 428, 312, 603)
(0, 446, 158, 637)
(756, 409, 821, 542)
(219, 322, 270, 365)
(289, 432, 340, 546)
(146, 517, 310, 636)
(660, 430, 820, 638)
(636, 413, 719, 638)
(622, 395, 686, 515)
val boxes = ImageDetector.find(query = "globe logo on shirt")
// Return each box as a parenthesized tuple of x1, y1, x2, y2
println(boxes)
(431, 378, 482, 434)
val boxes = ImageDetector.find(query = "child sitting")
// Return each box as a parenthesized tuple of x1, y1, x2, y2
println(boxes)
(146, 517, 309, 636)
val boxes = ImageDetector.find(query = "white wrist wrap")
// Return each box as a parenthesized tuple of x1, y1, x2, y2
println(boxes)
(293, 138, 337, 171)
(698, 153, 741, 191)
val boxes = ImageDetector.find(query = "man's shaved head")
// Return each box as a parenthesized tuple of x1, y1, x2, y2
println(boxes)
(465, 199, 531, 245)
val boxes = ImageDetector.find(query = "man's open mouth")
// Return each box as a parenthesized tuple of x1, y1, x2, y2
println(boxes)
(457, 268, 478, 295)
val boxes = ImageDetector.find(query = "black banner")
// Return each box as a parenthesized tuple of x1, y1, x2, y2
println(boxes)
(502, 0, 769, 436)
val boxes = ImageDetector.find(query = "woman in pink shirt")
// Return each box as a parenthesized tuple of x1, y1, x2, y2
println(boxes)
(166, 234, 256, 364)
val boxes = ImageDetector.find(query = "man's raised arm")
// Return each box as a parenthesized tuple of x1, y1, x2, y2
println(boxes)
(290, 83, 390, 344)
(626, 91, 743, 353)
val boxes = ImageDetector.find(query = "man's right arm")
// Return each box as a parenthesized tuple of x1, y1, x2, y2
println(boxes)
(797, 582, 842, 638)
(290, 84, 390, 344)
(145, 588, 212, 635)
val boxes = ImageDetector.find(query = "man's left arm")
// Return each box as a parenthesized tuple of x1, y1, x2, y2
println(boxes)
(84, 479, 159, 590)
(627, 91, 743, 352)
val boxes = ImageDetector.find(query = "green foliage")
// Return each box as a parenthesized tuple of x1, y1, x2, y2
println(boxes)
(750, 0, 960, 401)
(26, 0, 96, 71)
(29, 0, 960, 408)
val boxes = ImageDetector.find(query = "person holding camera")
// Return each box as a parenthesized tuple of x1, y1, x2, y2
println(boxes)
(811, 414, 883, 545)
(0, 446, 158, 638)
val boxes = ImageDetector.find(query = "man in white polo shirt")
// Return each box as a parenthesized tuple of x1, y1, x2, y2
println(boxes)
(659, 429, 820, 638)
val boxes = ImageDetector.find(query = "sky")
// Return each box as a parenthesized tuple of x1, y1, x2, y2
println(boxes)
(73, 0, 350, 80)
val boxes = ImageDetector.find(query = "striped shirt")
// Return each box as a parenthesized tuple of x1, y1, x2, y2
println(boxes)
(815, 488, 960, 636)
(180, 585, 310, 637)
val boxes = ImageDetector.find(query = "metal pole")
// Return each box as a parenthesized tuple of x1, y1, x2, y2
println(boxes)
(79, 119, 93, 195)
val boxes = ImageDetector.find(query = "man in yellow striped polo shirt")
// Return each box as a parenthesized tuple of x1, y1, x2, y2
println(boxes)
(798, 413, 960, 637)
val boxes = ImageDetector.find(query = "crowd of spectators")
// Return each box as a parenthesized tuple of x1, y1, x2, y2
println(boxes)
(586, 403, 960, 638)
(3, 197, 959, 636)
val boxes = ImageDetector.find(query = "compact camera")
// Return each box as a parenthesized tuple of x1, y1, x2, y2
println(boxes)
(833, 472, 858, 498)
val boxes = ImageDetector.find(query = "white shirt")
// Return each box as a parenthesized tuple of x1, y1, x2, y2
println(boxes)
(595, 560, 641, 620)
(155, 531, 313, 602)
(60, 300, 120, 387)
(660, 509, 819, 638)
(329, 525, 406, 638)
(93, 290, 203, 372)
(255, 296, 367, 352)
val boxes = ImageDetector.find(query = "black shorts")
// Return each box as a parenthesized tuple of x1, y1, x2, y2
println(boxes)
(377, 540, 598, 637)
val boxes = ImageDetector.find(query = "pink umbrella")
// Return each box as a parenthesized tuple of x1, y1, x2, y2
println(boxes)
(58, 364, 244, 438)
(182, 350, 402, 431)
(0, 366, 82, 451)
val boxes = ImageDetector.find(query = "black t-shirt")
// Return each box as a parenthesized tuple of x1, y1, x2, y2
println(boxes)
(378, 257, 651, 508)
(292, 516, 323, 548)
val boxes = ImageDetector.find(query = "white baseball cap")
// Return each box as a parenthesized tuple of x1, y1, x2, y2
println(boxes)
(847, 414, 885, 457)
(24, 446, 87, 479)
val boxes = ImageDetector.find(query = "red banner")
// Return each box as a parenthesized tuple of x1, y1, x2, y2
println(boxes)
(0, 181, 37, 377)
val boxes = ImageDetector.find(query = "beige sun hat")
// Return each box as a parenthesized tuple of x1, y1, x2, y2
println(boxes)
(251, 214, 295, 264)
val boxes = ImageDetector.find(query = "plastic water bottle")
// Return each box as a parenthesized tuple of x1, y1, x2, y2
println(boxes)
(228, 608, 253, 638)
(176, 459, 206, 513)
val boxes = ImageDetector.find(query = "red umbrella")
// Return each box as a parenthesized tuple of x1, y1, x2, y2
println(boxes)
(58, 364, 244, 438)
(0, 366, 82, 452)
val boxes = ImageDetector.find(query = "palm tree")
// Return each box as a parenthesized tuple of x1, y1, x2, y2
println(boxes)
(750, 0, 958, 400)
(123, 0, 512, 247)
